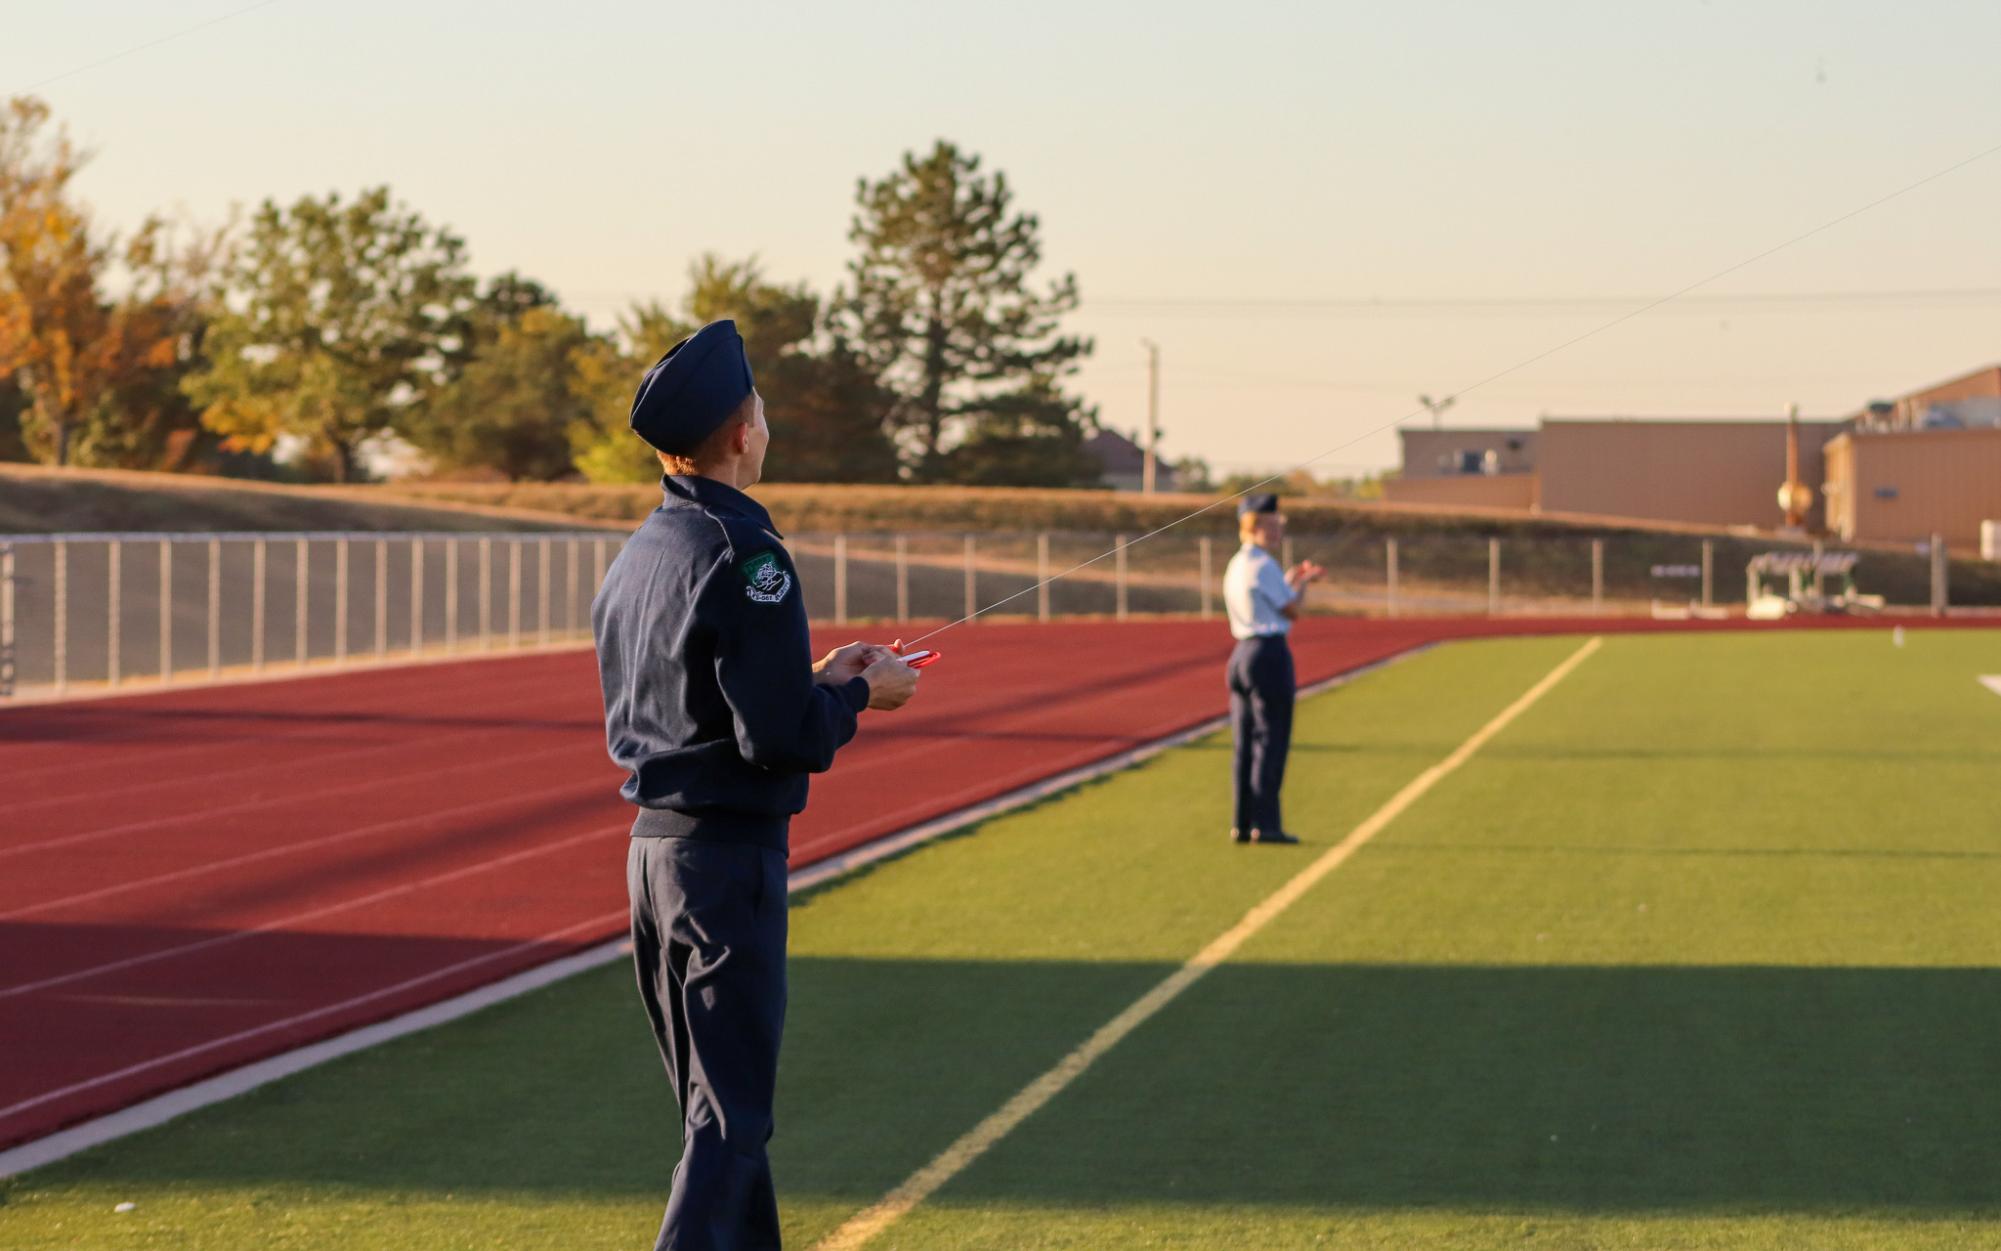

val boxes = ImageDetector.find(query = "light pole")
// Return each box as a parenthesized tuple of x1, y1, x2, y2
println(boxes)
(1141, 338, 1161, 493)
(1418, 392, 1456, 431)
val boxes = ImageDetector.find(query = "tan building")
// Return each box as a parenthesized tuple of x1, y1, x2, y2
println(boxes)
(1383, 427, 1539, 510)
(1865, 364, 2001, 432)
(1822, 427, 2001, 549)
(1533, 418, 1845, 529)
(1395, 428, 1539, 478)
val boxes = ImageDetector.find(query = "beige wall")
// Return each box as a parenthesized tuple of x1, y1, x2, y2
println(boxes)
(1822, 429, 2001, 549)
(1534, 420, 1844, 529)
(1398, 429, 1538, 478)
(1382, 473, 1537, 511)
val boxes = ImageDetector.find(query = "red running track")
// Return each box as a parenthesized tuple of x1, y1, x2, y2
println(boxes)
(0, 614, 1983, 1148)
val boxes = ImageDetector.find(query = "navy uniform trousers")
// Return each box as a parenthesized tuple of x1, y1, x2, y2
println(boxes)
(1227, 634, 1296, 835)
(628, 834, 790, 1251)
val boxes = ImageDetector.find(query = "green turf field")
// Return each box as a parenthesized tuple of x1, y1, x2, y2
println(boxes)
(6, 629, 2001, 1250)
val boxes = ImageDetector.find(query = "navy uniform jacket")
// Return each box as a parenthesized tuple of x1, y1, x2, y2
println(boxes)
(592, 475, 868, 852)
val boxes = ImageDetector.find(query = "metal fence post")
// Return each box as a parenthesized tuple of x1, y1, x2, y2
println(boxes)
(1701, 539, 1714, 607)
(1282, 536, 1294, 572)
(508, 538, 522, 650)
(1487, 537, 1500, 617)
(446, 538, 459, 653)
(1200, 536, 1214, 619)
(295, 537, 308, 668)
(335, 536, 350, 665)
(1590, 538, 1604, 613)
(1386, 537, 1399, 618)
(538, 537, 552, 646)
(207, 538, 220, 678)
(894, 535, 909, 624)
(374, 538, 388, 658)
(53, 537, 67, 695)
(567, 537, 580, 634)
(1037, 533, 1051, 622)
(1, 543, 14, 699)
(963, 535, 977, 621)
(1115, 534, 1129, 621)
(158, 538, 173, 684)
(411, 538, 426, 657)
(1931, 532, 1948, 617)
(833, 534, 849, 626)
(478, 535, 492, 651)
(107, 538, 121, 687)
(593, 537, 607, 596)
(251, 537, 267, 672)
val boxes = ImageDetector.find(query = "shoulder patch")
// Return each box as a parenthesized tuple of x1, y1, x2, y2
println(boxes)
(739, 550, 794, 604)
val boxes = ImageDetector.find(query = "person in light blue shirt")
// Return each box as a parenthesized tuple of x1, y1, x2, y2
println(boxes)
(1221, 494, 1323, 844)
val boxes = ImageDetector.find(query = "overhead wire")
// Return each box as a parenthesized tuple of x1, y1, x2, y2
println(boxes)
(899, 134, 2001, 647)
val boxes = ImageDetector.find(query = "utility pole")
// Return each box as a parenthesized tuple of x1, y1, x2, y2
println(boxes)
(1141, 338, 1161, 493)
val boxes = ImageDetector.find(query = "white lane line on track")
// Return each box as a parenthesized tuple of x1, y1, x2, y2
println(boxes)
(0, 825, 621, 1000)
(0, 759, 611, 919)
(0, 909, 627, 1131)
(810, 636, 1603, 1251)
(0, 644, 594, 788)
(0, 644, 1426, 1179)
(0, 683, 597, 831)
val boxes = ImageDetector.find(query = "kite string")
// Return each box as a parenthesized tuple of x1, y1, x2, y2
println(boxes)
(899, 133, 2001, 649)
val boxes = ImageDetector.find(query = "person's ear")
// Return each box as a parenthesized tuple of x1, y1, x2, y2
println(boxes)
(732, 419, 751, 455)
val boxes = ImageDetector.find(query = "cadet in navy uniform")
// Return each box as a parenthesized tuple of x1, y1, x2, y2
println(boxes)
(592, 320, 920, 1251)
(1220, 494, 1323, 845)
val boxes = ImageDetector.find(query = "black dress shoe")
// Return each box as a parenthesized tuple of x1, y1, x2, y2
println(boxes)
(1229, 828, 1250, 844)
(1250, 829, 1301, 845)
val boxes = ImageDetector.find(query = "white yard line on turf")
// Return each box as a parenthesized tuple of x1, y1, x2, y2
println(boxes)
(0, 645, 1419, 1180)
(811, 635, 1603, 1251)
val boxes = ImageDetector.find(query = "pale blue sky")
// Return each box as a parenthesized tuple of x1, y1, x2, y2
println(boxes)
(9, 1, 2001, 473)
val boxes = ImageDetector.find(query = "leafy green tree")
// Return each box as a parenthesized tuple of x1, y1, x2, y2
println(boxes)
(568, 300, 691, 484)
(183, 186, 475, 481)
(833, 140, 1093, 482)
(415, 305, 594, 480)
(933, 376, 1101, 487)
(569, 256, 899, 484)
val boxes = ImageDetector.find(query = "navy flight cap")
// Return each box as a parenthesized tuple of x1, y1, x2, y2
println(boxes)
(629, 319, 756, 455)
(1238, 493, 1280, 517)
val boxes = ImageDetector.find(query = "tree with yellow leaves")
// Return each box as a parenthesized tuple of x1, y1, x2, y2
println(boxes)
(0, 97, 210, 468)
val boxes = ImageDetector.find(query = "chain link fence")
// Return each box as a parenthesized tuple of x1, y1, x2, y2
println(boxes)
(1, 527, 1987, 701)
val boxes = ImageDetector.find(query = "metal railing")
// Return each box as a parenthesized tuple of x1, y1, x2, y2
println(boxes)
(0, 531, 618, 699)
(0, 526, 1982, 702)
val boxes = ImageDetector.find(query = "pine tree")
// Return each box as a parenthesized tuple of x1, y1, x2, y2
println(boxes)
(833, 141, 1095, 483)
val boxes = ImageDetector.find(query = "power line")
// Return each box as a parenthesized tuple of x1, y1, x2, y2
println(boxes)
(902, 134, 2001, 646)
(11, 0, 290, 96)
(1078, 286, 2001, 315)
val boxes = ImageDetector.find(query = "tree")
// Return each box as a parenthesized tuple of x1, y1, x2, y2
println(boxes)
(569, 300, 692, 484)
(0, 97, 203, 468)
(933, 376, 1101, 487)
(415, 305, 594, 480)
(683, 255, 898, 484)
(832, 140, 1094, 482)
(568, 256, 900, 485)
(403, 271, 583, 480)
(0, 377, 26, 461)
(183, 186, 476, 481)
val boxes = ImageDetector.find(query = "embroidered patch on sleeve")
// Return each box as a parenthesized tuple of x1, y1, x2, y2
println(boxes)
(740, 550, 794, 604)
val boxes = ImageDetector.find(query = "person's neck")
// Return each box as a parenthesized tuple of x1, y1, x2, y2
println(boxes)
(686, 464, 746, 491)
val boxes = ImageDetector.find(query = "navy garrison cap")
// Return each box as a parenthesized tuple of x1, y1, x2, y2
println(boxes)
(1238, 493, 1280, 517)
(630, 319, 756, 455)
